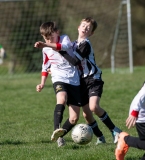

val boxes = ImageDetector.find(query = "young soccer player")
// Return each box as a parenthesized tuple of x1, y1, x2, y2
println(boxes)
(35, 21, 81, 147)
(115, 82, 145, 160)
(58, 17, 122, 144)
(35, 21, 107, 146)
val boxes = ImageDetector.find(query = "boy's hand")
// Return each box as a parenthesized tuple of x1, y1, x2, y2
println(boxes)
(36, 84, 44, 92)
(47, 68, 51, 74)
(34, 41, 47, 48)
(126, 115, 137, 129)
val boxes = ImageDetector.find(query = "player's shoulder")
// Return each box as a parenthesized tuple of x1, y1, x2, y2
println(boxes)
(85, 38, 91, 45)
(79, 39, 91, 48)
(60, 34, 70, 39)
(42, 47, 53, 52)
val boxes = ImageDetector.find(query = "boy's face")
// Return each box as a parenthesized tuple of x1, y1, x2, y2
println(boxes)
(43, 31, 59, 43)
(78, 21, 93, 39)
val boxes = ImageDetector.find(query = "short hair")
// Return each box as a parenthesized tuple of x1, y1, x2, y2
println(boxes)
(80, 17, 97, 32)
(40, 21, 58, 39)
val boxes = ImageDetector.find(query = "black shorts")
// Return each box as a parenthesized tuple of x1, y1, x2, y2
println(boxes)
(80, 76, 104, 106)
(53, 82, 81, 107)
(136, 123, 145, 140)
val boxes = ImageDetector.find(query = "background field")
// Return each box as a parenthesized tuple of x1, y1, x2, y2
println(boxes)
(0, 66, 145, 160)
(2, 0, 145, 76)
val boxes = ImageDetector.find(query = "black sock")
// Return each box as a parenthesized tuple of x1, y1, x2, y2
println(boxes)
(88, 121, 103, 137)
(61, 118, 75, 137)
(99, 112, 115, 130)
(124, 135, 145, 150)
(54, 104, 65, 130)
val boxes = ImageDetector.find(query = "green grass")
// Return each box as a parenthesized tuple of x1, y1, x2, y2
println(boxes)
(0, 66, 145, 160)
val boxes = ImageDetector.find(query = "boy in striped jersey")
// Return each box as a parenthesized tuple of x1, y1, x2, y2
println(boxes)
(59, 17, 122, 144)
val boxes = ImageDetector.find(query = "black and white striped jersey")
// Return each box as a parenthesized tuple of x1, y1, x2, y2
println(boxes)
(72, 38, 102, 79)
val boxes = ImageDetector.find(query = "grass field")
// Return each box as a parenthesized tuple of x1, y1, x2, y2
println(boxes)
(0, 66, 145, 160)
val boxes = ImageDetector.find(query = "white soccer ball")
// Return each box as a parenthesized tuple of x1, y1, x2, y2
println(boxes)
(71, 123, 93, 145)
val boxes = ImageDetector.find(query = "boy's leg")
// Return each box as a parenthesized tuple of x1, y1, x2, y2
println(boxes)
(60, 84, 81, 137)
(115, 132, 129, 160)
(61, 105, 80, 136)
(89, 96, 122, 143)
(115, 132, 145, 160)
(99, 110, 122, 143)
(54, 104, 65, 130)
(136, 123, 145, 159)
(53, 83, 67, 130)
(124, 136, 145, 149)
(51, 92, 66, 141)
(87, 79, 122, 143)
(89, 120, 106, 145)
(51, 83, 67, 142)
(53, 84, 81, 146)
(82, 104, 106, 145)
(51, 105, 80, 142)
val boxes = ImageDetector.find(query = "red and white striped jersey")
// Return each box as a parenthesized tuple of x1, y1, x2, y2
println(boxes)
(41, 35, 80, 86)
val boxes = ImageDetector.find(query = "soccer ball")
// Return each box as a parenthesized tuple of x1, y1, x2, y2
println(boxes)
(71, 124, 93, 145)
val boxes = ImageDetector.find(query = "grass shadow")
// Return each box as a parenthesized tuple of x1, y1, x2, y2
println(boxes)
(0, 140, 26, 145)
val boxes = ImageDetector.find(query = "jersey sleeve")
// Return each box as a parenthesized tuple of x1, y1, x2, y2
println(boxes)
(41, 51, 51, 77)
(129, 83, 145, 117)
(56, 35, 72, 51)
(59, 51, 80, 66)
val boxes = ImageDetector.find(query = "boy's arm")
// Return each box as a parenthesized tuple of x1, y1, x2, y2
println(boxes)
(34, 35, 72, 51)
(58, 41, 90, 66)
(36, 69, 49, 92)
(59, 51, 80, 66)
(34, 41, 57, 50)
(36, 49, 50, 92)
(36, 75, 47, 92)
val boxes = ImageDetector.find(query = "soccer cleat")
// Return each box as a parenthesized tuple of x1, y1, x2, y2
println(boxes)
(96, 135, 106, 145)
(112, 127, 122, 143)
(51, 128, 66, 142)
(115, 132, 129, 160)
(57, 137, 65, 147)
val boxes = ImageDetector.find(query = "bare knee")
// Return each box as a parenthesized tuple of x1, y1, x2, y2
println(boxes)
(83, 112, 94, 124)
(90, 104, 100, 112)
(83, 112, 87, 119)
(69, 117, 79, 125)
(90, 105, 105, 116)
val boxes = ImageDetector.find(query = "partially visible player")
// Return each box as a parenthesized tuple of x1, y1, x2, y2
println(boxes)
(35, 21, 81, 147)
(0, 44, 6, 64)
(115, 82, 145, 160)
